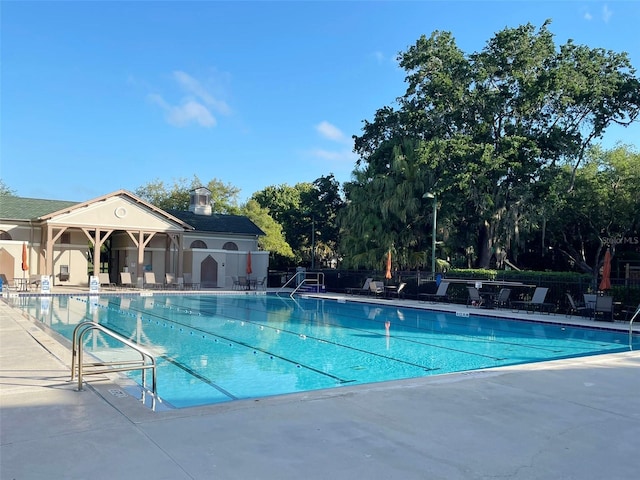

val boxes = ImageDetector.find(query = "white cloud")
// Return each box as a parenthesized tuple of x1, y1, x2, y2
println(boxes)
(173, 70, 231, 115)
(602, 4, 613, 23)
(316, 121, 349, 143)
(149, 70, 231, 128)
(148, 94, 216, 127)
(583, 11, 593, 21)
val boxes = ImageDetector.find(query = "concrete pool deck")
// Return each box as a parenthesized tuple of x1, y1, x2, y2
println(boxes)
(1, 292, 639, 479)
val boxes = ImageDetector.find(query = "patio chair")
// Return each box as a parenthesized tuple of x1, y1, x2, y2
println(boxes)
(565, 293, 590, 317)
(256, 276, 267, 290)
(144, 271, 162, 289)
(346, 277, 373, 295)
(466, 286, 484, 308)
(98, 272, 115, 289)
(594, 295, 614, 322)
(418, 281, 450, 303)
(237, 276, 249, 290)
(512, 287, 554, 314)
(495, 288, 512, 309)
(120, 271, 134, 288)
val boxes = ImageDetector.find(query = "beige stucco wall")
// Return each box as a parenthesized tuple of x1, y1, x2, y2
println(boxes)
(2, 192, 269, 290)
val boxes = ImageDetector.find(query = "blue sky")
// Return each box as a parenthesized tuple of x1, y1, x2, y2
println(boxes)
(2, 1, 639, 203)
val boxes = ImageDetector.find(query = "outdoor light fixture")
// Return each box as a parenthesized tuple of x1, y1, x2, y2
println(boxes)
(422, 192, 437, 279)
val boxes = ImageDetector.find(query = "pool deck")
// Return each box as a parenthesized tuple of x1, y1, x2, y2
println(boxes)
(2, 289, 639, 479)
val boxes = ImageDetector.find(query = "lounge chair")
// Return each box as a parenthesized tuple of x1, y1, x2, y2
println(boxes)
(165, 273, 180, 289)
(183, 272, 199, 290)
(495, 288, 512, 308)
(466, 286, 484, 307)
(29, 274, 42, 290)
(120, 271, 134, 288)
(0, 274, 16, 292)
(594, 295, 614, 321)
(144, 271, 162, 289)
(418, 281, 450, 303)
(387, 282, 407, 299)
(566, 293, 590, 317)
(369, 281, 385, 296)
(256, 276, 267, 291)
(98, 272, 115, 289)
(512, 287, 554, 314)
(346, 277, 373, 295)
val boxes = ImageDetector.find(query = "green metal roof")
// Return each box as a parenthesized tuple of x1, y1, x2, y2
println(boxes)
(0, 196, 79, 220)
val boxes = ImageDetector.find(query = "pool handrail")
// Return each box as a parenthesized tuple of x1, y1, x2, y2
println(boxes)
(629, 304, 640, 340)
(71, 321, 157, 395)
(277, 271, 325, 297)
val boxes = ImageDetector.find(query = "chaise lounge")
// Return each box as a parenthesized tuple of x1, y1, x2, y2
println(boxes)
(512, 287, 554, 314)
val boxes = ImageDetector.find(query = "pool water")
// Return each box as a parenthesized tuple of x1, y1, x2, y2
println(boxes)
(10, 294, 637, 408)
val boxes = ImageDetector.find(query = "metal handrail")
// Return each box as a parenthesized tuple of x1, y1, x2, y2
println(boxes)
(289, 276, 324, 298)
(71, 321, 157, 394)
(277, 271, 324, 296)
(629, 304, 640, 337)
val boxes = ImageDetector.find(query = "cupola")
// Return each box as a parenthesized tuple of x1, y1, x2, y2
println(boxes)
(189, 187, 212, 216)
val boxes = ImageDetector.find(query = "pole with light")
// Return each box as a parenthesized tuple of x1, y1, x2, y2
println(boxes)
(422, 192, 437, 279)
(311, 214, 315, 270)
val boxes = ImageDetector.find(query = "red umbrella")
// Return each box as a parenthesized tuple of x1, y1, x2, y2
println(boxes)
(599, 249, 611, 291)
(21, 242, 29, 274)
(246, 251, 252, 275)
(385, 250, 392, 280)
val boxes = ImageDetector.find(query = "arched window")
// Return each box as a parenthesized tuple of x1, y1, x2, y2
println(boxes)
(222, 242, 238, 251)
(0, 230, 12, 240)
(190, 240, 207, 249)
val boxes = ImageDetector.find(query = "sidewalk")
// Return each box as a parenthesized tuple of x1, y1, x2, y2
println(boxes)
(2, 300, 639, 479)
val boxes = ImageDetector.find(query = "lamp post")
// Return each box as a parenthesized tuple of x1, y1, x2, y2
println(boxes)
(311, 215, 315, 270)
(423, 192, 437, 279)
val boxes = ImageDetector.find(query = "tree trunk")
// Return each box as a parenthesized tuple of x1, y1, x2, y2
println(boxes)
(476, 221, 493, 268)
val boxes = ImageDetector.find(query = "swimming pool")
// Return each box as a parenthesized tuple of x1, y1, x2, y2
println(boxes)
(9, 294, 637, 408)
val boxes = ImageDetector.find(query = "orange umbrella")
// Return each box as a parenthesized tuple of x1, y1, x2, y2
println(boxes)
(21, 242, 29, 272)
(599, 249, 611, 291)
(385, 250, 392, 280)
(246, 251, 252, 275)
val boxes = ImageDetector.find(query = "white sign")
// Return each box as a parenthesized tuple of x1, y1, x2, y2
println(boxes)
(89, 275, 99, 293)
(40, 275, 51, 294)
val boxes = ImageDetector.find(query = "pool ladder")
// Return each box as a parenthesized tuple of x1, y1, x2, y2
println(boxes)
(71, 321, 157, 395)
(278, 271, 325, 298)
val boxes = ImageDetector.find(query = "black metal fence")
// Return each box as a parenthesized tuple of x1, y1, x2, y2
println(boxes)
(269, 268, 640, 316)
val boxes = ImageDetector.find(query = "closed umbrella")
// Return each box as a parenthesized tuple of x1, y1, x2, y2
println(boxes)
(385, 250, 392, 280)
(599, 249, 611, 291)
(246, 251, 252, 275)
(21, 242, 28, 277)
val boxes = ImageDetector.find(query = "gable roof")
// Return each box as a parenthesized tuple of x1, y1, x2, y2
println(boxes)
(167, 210, 265, 236)
(0, 196, 78, 220)
(0, 192, 264, 237)
(38, 189, 193, 228)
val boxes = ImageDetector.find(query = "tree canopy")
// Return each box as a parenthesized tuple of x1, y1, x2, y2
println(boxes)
(135, 175, 241, 213)
(342, 21, 640, 271)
